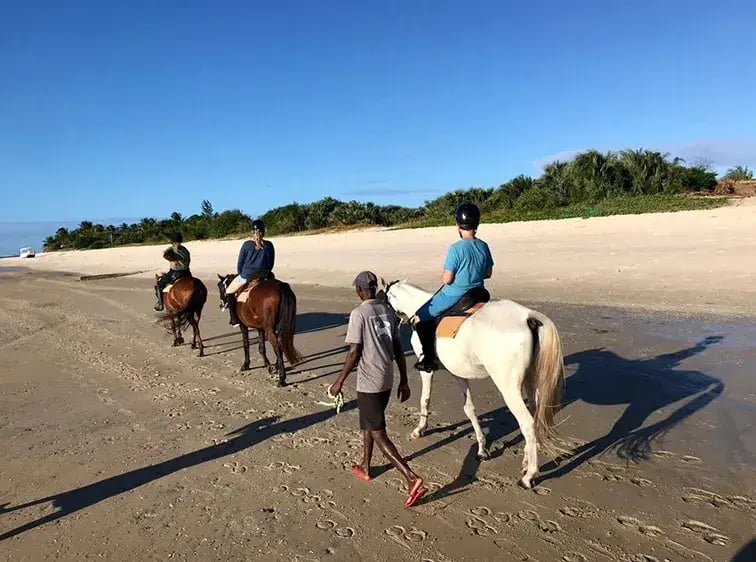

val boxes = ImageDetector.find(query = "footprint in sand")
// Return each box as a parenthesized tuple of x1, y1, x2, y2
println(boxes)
(384, 526, 427, 549)
(617, 515, 666, 538)
(272, 485, 289, 493)
(316, 520, 336, 530)
(465, 516, 497, 537)
(630, 477, 653, 488)
(222, 461, 248, 474)
(680, 455, 702, 465)
(334, 527, 355, 538)
(290, 487, 310, 498)
(534, 486, 551, 496)
(652, 450, 676, 459)
(562, 553, 587, 562)
(629, 556, 660, 562)
(682, 520, 730, 546)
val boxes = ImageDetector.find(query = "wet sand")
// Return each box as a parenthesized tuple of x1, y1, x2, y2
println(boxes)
(1, 270, 754, 561)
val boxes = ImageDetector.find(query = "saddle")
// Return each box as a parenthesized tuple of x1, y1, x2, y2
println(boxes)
(435, 286, 491, 339)
(236, 273, 276, 304)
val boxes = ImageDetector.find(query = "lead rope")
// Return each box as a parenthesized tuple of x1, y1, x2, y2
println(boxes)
(315, 388, 344, 414)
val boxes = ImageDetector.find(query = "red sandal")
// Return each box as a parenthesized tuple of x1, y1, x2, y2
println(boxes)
(404, 480, 427, 508)
(351, 465, 372, 482)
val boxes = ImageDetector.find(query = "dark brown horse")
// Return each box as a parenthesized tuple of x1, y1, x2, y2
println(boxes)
(217, 274, 302, 386)
(156, 274, 208, 355)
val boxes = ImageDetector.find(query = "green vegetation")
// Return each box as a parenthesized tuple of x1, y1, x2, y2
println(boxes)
(43, 148, 741, 251)
(723, 165, 753, 181)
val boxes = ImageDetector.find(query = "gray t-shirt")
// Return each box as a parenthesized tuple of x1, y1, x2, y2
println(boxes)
(345, 299, 400, 393)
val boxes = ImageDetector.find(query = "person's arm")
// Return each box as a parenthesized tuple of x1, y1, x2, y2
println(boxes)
(392, 335, 410, 402)
(329, 310, 362, 396)
(484, 243, 494, 279)
(267, 241, 275, 270)
(237, 243, 247, 276)
(329, 343, 363, 396)
(441, 245, 458, 285)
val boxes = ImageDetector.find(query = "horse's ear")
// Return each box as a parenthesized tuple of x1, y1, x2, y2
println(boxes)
(217, 273, 223, 280)
(380, 277, 387, 289)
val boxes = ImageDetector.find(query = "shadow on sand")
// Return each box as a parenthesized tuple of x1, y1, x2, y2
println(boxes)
(0, 402, 356, 541)
(412, 335, 725, 503)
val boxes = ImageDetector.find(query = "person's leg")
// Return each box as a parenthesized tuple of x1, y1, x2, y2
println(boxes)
(413, 292, 458, 371)
(225, 275, 246, 326)
(353, 392, 375, 481)
(154, 274, 167, 311)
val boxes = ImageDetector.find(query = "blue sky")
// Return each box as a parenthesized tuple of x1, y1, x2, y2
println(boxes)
(1, 0, 755, 223)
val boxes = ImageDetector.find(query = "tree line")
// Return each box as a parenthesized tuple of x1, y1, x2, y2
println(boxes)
(43, 150, 753, 251)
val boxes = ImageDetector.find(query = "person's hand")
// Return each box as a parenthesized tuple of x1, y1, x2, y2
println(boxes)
(329, 381, 343, 397)
(397, 383, 411, 402)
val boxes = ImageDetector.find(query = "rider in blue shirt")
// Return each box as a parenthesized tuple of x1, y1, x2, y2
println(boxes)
(411, 202, 494, 372)
(224, 219, 275, 326)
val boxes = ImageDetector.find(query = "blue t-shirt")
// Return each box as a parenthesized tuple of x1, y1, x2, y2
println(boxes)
(440, 238, 494, 297)
(237, 239, 275, 279)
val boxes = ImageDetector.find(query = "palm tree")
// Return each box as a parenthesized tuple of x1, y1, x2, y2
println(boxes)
(723, 165, 754, 181)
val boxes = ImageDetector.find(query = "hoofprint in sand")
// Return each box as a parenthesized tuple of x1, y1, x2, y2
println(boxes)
(0, 268, 754, 561)
(3, 199, 756, 316)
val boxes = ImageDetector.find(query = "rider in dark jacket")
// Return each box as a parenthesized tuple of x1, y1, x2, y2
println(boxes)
(154, 231, 191, 311)
(224, 219, 275, 325)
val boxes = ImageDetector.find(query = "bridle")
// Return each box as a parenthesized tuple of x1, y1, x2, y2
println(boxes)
(380, 280, 411, 325)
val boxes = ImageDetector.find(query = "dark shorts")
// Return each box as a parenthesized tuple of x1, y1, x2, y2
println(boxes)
(357, 389, 392, 431)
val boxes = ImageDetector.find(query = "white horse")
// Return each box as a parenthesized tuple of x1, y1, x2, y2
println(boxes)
(382, 279, 566, 489)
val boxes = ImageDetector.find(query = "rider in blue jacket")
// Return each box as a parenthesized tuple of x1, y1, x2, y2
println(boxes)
(224, 219, 275, 325)
(410, 202, 494, 372)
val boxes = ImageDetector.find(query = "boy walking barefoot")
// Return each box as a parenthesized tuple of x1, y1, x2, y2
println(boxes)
(329, 271, 427, 508)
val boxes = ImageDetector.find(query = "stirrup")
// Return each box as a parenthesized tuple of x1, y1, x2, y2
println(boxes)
(414, 358, 438, 373)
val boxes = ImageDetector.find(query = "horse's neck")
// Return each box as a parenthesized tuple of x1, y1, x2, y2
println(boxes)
(397, 284, 431, 314)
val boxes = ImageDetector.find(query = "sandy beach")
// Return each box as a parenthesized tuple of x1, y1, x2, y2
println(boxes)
(1, 205, 755, 561)
(4, 199, 756, 317)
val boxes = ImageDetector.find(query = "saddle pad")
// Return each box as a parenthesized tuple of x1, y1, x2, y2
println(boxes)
(236, 284, 256, 304)
(162, 284, 173, 293)
(436, 302, 486, 339)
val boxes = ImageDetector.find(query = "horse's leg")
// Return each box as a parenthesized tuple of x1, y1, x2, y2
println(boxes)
(456, 377, 489, 460)
(410, 370, 434, 439)
(491, 373, 538, 488)
(240, 325, 251, 371)
(171, 316, 182, 347)
(257, 329, 273, 374)
(266, 329, 286, 387)
(192, 312, 204, 357)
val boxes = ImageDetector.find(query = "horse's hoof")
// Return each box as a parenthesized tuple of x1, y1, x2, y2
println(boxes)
(477, 448, 491, 461)
(517, 478, 532, 490)
(410, 429, 423, 440)
(191, 343, 197, 350)
(198, 350, 204, 358)
(240, 364, 250, 372)
(267, 365, 275, 375)
(276, 379, 287, 388)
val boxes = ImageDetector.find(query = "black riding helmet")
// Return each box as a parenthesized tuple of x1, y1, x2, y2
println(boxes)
(251, 219, 265, 235)
(455, 202, 481, 231)
(169, 231, 184, 244)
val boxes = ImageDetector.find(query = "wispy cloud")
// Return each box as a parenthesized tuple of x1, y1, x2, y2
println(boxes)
(533, 139, 756, 173)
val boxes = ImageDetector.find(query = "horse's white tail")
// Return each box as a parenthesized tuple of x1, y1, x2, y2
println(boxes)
(527, 311, 566, 456)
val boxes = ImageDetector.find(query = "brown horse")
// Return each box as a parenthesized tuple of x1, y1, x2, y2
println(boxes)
(217, 274, 302, 386)
(156, 274, 208, 355)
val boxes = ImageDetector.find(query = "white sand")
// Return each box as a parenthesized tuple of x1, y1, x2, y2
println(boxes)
(4, 200, 755, 316)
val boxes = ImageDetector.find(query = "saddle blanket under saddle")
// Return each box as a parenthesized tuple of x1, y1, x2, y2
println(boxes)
(436, 302, 486, 339)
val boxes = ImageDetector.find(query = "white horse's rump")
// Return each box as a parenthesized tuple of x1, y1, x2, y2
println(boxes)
(384, 280, 565, 488)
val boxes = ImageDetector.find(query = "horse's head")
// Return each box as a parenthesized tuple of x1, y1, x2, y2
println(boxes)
(380, 277, 413, 324)
(216, 273, 235, 311)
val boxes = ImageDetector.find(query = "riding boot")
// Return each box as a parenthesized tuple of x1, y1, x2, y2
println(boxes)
(227, 295, 241, 327)
(153, 285, 164, 311)
(413, 320, 439, 372)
